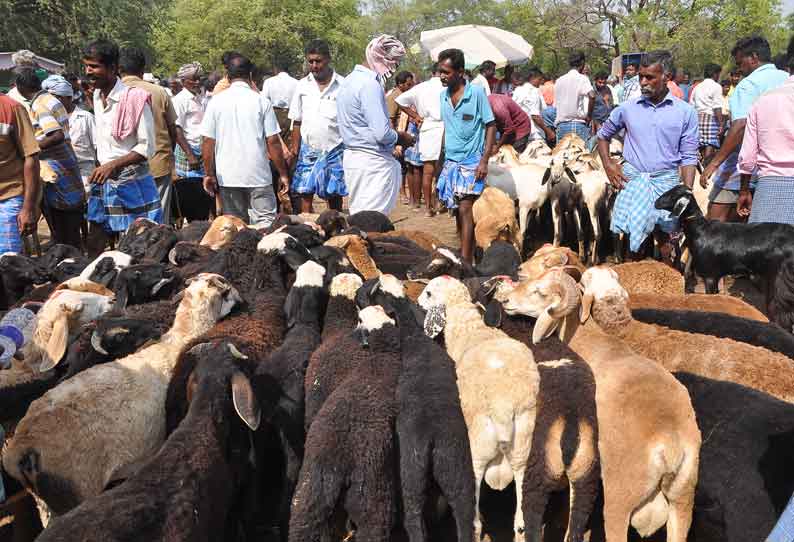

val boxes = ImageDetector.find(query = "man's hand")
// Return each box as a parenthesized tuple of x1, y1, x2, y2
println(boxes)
(737, 189, 753, 218)
(89, 163, 117, 184)
(475, 159, 489, 181)
(701, 161, 718, 188)
(203, 175, 218, 197)
(544, 128, 556, 144)
(17, 205, 37, 236)
(397, 131, 416, 148)
(393, 146, 404, 159)
(277, 175, 292, 214)
(187, 153, 201, 168)
(604, 159, 627, 189)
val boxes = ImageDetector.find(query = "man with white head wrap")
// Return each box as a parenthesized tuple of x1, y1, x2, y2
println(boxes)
(336, 34, 416, 215)
(173, 61, 214, 221)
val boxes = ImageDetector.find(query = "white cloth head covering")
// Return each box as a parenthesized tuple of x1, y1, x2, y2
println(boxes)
(365, 35, 406, 81)
(143, 73, 159, 84)
(41, 74, 73, 98)
(12, 50, 37, 67)
(177, 62, 204, 81)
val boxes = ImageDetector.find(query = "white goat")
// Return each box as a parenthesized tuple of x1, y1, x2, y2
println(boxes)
(419, 275, 539, 541)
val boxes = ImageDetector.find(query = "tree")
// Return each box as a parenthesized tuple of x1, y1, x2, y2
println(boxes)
(151, 0, 369, 78)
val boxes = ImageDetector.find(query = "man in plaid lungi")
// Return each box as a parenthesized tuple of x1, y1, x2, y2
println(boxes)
(690, 63, 725, 164)
(597, 51, 699, 263)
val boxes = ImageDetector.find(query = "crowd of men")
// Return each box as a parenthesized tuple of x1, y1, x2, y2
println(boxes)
(0, 33, 793, 264)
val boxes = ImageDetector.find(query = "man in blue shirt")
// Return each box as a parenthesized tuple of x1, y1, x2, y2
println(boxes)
(597, 50, 698, 263)
(700, 35, 790, 222)
(436, 48, 496, 264)
(336, 35, 415, 216)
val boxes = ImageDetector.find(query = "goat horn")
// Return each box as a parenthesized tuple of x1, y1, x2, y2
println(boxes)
(168, 247, 179, 266)
(228, 343, 249, 360)
(91, 330, 110, 356)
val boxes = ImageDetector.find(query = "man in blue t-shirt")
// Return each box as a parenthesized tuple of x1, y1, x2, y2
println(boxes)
(436, 48, 496, 264)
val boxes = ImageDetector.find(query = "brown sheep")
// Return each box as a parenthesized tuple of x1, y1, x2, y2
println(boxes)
(199, 215, 247, 250)
(324, 235, 379, 279)
(519, 245, 586, 282)
(472, 187, 521, 253)
(609, 260, 685, 297)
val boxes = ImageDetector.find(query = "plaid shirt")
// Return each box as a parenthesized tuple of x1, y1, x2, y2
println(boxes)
(30, 92, 86, 210)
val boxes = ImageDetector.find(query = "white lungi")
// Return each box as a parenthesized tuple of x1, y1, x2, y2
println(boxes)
(418, 120, 444, 162)
(343, 148, 401, 215)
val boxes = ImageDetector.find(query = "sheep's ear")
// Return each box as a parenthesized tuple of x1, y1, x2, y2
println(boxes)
(564, 166, 578, 184)
(232, 371, 261, 431)
(114, 285, 129, 311)
(483, 300, 504, 328)
(41, 313, 71, 371)
(541, 168, 551, 185)
(580, 292, 594, 324)
(423, 305, 446, 338)
(171, 289, 185, 306)
(532, 309, 559, 344)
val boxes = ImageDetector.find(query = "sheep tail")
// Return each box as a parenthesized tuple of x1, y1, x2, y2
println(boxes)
(769, 259, 794, 332)
(287, 458, 342, 542)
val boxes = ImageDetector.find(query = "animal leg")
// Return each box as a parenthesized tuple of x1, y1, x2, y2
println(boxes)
(519, 206, 529, 249)
(602, 499, 631, 542)
(520, 468, 551, 542)
(433, 440, 475, 542)
(704, 277, 719, 294)
(551, 201, 562, 247)
(683, 254, 696, 293)
(572, 208, 585, 261)
(472, 460, 487, 541)
(565, 464, 600, 542)
(613, 234, 624, 264)
(589, 206, 600, 265)
(399, 431, 430, 542)
(513, 467, 527, 542)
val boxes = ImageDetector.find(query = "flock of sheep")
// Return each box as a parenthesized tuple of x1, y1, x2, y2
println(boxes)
(1, 134, 794, 542)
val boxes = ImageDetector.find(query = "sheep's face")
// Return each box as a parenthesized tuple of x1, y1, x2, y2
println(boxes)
(418, 276, 470, 311)
(521, 139, 552, 160)
(293, 261, 326, 289)
(355, 305, 395, 347)
(258, 231, 313, 270)
(580, 267, 629, 323)
(201, 215, 247, 249)
(406, 248, 463, 281)
(113, 263, 176, 310)
(330, 273, 363, 300)
(185, 273, 242, 319)
(502, 270, 581, 343)
(89, 317, 162, 357)
(654, 185, 695, 217)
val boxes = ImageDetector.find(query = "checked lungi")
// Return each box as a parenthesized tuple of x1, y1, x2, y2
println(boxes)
(291, 143, 347, 199)
(87, 163, 163, 233)
(698, 112, 721, 149)
(404, 123, 422, 167)
(41, 143, 86, 211)
(174, 142, 204, 179)
(610, 162, 680, 252)
(0, 196, 24, 253)
(436, 153, 484, 210)
(749, 176, 794, 225)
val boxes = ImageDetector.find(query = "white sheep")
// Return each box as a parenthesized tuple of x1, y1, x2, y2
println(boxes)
(418, 275, 539, 541)
(3, 273, 242, 515)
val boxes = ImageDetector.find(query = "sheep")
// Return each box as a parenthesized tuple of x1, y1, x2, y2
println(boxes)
(112, 263, 179, 310)
(498, 269, 702, 542)
(356, 275, 476, 542)
(655, 185, 794, 315)
(0, 254, 51, 308)
(518, 244, 586, 282)
(316, 209, 349, 238)
(472, 186, 522, 253)
(574, 266, 794, 403)
(672, 372, 794, 542)
(289, 305, 402, 542)
(628, 292, 769, 321)
(120, 223, 177, 263)
(365, 236, 431, 280)
(368, 229, 443, 253)
(406, 243, 519, 282)
(417, 275, 539, 541)
(348, 210, 395, 232)
(199, 214, 247, 249)
(324, 234, 380, 280)
(544, 150, 586, 258)
(78, 250, 133, 287)
(631, 308, 794, 359)
(561, 151, 611, 264)
(35, 341, 263, 542)
(174, 219, 211, 242)
(610, 260, 684, 297)
(36, 244, 83, 276)
(3, 273, 242, 514)
(308, 245, 357, 280)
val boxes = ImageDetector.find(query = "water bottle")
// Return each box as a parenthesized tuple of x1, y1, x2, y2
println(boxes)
(0, 308, 37, 369)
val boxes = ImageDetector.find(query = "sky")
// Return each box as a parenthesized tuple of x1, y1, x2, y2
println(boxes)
(785, 0, 794, 14)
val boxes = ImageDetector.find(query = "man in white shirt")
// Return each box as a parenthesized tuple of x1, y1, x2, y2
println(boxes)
(471, 60, 495, 96)
(82, 39, 161, 257)
(394, 62, 445, 215)
(512, 67, 555, 143)
(261, 61, 299, 141)
(173, 61, 214, 221)
(288, 40, 346, 214)
(690, 63, 725, 163)
(201, 55, 290, 228)
(554, 51, 596, 142)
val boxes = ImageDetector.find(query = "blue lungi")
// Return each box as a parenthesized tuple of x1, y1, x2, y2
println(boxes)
(542, 106, 556, 130)
(42, 145, 86, 211)
(610, 163, 680, 252)
(291, 142, 347, 199)
(404, 123, 422, 167)
(0, 196, 23, 254)
(556, 121, 591, 143)
(87, 164, 163, 233)
(767, 492, 794, 542)
(436, 153, 484, 209)
(749, 176, 794, 225)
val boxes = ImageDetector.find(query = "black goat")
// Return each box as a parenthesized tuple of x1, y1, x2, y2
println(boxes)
(113, 263, 179, 310)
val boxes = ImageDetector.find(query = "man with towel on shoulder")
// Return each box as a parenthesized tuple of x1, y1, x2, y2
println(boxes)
(336, 34, 415, 215)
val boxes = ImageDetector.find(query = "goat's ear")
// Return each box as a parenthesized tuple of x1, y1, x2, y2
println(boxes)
(532, 309, 559, 344)
(483, 300, 504, 328)
(283, 289, 299, 329)
(541, 168, 551, 185)
(423, 305, 446, 338)
(580, 288, 594, 324)
(41, 312, 71, 371)
(114, 285, 129, 311)
(232, 371, 261, 431)
(564, 167, 577, 184)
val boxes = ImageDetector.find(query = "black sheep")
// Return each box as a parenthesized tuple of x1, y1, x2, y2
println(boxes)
(475, 240, 521, 278)
(632, 308, 794, 360)
(356, 276, 476, 542)
(35, 341, 262, 542)
(0, 254, 50, 309)
(348, 210, 395, 232)
(174, 219, 212, 243)
(673, 372, 794, 542)
(35, 244, 83, 276)
(168, 241, 216, 267)
(407, 243, 519, 282)
(289, 305, 402, 542)
(112, 263, 179, 310)
(316, 209, 349, 238)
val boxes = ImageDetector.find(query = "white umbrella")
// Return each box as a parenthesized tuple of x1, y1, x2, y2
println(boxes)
(419, 25, 533, 69)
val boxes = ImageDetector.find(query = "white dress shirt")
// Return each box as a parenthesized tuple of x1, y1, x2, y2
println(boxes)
(69, 106, 96, 164)
(554, 69, 594, 123)
(172, 88, 207, 148)
(471, 73, 492, 96)
(512, 82, 545, 139)
(93, 78, 155, 165)
(261, 71, 299, 109)
(691, 78, 724, 115)
(394, 77, 445, 161)
(200, 81, 281, 188)
(288, 71, 344, 152)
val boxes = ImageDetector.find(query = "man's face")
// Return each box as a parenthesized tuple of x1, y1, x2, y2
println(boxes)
(722, 83, 731, 96)
(583, 65, 591, 76)
(182, 76, 201, 95)
(625, 64, 637, 78)
(438, 59, 463, 88)
(398, 76, 414, 92)
(82, 57, 114, 90)
(55, 94, 73, 111)
(734, 52, 756, 77)
(682, 73, 690, 84)
(483, 66, 495, 79)
(595, 77, 606, 88)
(730, 71, 741, 85)
(511, 73, 523, 87)
(306, 53, 330, 78)
(528, 75, 542, 87)
(170, 80, 182, 94)
(639, 63, 666, 98)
